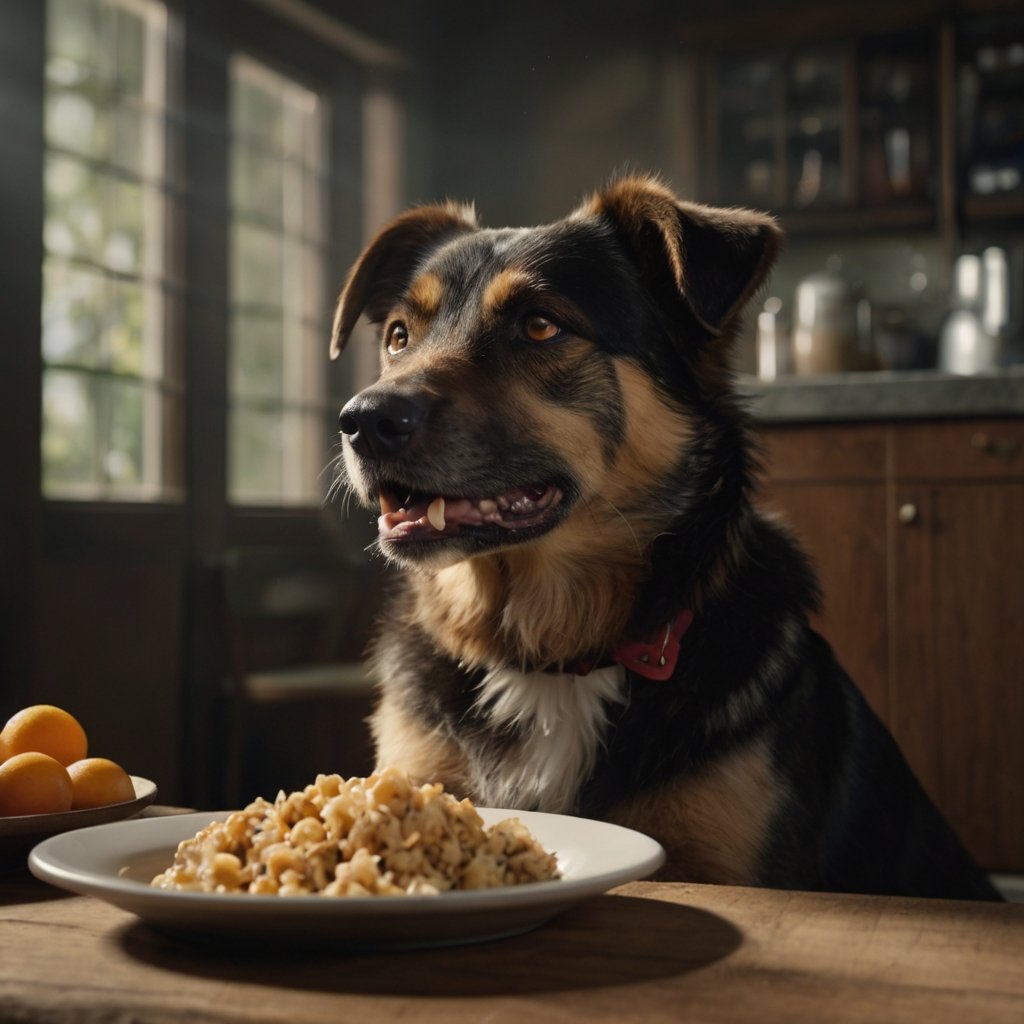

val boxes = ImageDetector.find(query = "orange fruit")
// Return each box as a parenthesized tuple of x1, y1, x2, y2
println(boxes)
(0, 704, 88, 766)
(67, 757, 135, 809)
(0, 751, 73, 816)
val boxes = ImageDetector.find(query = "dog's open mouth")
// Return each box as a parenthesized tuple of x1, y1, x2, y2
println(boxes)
(378, 483, 563, 542)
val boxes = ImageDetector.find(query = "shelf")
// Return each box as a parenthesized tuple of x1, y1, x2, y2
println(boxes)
(962, 191, 1024, 220)
(778, 200, 937, 233)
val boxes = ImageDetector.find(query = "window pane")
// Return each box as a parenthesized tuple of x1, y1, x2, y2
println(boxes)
(44, 154, 100, 262)
(297, 324, 328, 405)
(230, 403, 284, 501)
(44, 154, 168, 276)
(45, 87, 104, 158)
(105, 173, 146, 272)
(42, 369, 173, 498)
(297, 241, 324, 322)
(105, 278, 147, 375)
(41, 0, 175, 501)
(234, 70, 285, 150)
(47, 0, 104, 75)
(105, 376, 146, 485)
(229, 55, 327, 506)
(112, 4, 146, 96)
(231, 221, 284, 308)
(110, 101, 146, 175)
(298, 167, 325, 244)
(231, 146, 284, 226)
(42, 262, 104, 368)
(231, 313, 285, 400)
(42, 370, 97, 488)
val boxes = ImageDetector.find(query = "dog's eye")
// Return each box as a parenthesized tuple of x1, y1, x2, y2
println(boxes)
(385, 322, 409, 355)
(524, 315, 561, 343)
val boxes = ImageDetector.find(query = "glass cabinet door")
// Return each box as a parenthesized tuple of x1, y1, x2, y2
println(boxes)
(712, 45, 850, 211)
(958, 15, 1024, 202)
(859, 31, 934, 206)
(707, 31, 939, 219)
(784, 45, 847, 208)
(714, 55, 782, 207)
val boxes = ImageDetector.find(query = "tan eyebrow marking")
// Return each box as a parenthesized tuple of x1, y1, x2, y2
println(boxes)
(482, 268, 537, 316)
(405, 272, 445, 320)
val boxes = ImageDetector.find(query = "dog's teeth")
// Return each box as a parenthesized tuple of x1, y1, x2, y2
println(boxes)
(478, 499, 498, 515)
(427, 496, 446, 531)
(379, 492, 397, 515)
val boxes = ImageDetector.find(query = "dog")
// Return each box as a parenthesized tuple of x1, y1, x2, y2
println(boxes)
(331, 175, 1001, 901)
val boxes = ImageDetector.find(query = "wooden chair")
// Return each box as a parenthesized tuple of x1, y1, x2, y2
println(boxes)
(218, 544, 378, 806)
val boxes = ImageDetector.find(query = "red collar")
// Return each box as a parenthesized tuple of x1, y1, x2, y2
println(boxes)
(552, 609, 695, 681)
(613, 608, 695, 680)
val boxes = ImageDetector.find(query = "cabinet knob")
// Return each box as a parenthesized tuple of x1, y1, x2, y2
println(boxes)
(971, 432, 1020, 459)
(898, 503, 918, 525)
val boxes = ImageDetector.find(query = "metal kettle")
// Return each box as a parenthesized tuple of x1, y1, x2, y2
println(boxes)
(938, 250, 1008, 375)
(793, 264, 874, 375)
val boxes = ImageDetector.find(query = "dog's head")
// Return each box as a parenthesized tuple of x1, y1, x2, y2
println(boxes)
(332, 176, 780, 573)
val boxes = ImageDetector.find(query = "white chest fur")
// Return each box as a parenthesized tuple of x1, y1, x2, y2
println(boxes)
(467, 663, 627, 813)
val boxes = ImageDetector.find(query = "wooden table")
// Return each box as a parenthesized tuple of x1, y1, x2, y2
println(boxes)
(2, 852, 1023, 1024)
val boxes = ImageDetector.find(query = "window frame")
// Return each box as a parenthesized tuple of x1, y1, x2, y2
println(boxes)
(31, 0, 404, 518)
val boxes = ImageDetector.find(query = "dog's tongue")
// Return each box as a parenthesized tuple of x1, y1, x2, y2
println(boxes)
(378, 495, 455, 540)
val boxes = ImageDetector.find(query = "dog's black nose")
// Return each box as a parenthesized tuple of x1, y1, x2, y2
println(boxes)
(339, 390, 426, 458)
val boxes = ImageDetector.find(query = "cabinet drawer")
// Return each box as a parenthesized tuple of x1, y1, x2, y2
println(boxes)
(757, 424, 887, 483)
(892, 419, 1024, 481)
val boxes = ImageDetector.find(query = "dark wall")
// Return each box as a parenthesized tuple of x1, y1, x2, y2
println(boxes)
(404, 1, 698, 224)
(312, 0, 705, 225)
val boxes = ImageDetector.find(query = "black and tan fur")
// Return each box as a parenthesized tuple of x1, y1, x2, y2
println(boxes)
(331, 176, 1000, 900)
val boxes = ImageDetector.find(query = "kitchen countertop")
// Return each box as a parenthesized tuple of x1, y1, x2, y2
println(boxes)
(741, 367, 1024, 423)
(3, 862, 1024, 1022)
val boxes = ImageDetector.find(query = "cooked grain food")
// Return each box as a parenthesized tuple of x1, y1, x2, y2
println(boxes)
(150, 767, 559, 896)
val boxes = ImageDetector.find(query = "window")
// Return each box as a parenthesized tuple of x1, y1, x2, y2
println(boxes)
(41, 0, 178, 499)
(36, 0, 400, 510)
(228, 55, 330, 506)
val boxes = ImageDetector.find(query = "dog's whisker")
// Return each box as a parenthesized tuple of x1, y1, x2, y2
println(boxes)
(322, 446, 360, 512)
(596, 495, 643, 556)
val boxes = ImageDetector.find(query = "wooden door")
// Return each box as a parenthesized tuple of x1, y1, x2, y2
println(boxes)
(891, 420, 1024, 871)
(756, 425, 890, 720)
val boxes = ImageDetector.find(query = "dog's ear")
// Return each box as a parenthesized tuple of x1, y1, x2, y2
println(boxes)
(329, 202, 478, 359)
(580, 176, 782, 336)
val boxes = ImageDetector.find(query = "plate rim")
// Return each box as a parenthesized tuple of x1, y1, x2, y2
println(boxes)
(0, 776, 158, 838)
(29, 806, 666, 918)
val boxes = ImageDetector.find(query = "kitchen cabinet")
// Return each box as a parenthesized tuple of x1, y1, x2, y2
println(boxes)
(959, 13, 1024, 219)
(687, 6, 1024, 238)
(756, 417, 1024, 871)
(755, 425, 890, 715)
(705, 29, 935, 229)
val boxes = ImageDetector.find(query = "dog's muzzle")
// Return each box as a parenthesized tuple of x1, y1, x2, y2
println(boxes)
(338, 389, 427, 460)
(338, 384, 569, 554)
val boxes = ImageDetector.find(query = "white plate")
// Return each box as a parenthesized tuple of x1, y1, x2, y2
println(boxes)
(29, 808, 665, 949)
(0, 777, 157, 868)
